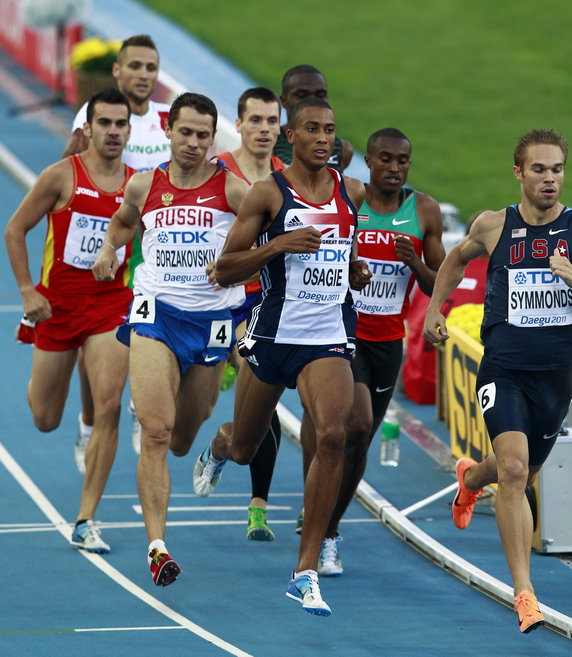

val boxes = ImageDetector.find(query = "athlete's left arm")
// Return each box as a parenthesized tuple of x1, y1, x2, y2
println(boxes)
(550, 247, 572, 287)
(398, 192, 445, 297)
(344, 176, 372, 290)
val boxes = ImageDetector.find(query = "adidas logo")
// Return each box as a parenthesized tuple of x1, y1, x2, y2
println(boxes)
(286, 216, 303, 228)
(245, 354, 259, 366)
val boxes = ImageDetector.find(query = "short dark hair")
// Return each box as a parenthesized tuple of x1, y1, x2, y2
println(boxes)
(367, 128, 411, 153)
(168, 92, 217, 131)
(288, 97, 332, 130)
(237, 87, 280, 119)
(513, 129, 568, 168)
(86, 88, 131, 125)
(117, 34, 158, 62)
(281, 64, 325, 93)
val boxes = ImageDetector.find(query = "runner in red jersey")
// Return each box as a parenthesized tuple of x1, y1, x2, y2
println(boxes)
(93, 92, 249, 587)
(216, 87, 286, 542)
(5, 89, 135, 554)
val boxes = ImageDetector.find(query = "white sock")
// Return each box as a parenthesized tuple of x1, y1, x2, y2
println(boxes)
(148, 539, 167, 562)
(78, 412, 93, 438)
(295, 569, 317, 579)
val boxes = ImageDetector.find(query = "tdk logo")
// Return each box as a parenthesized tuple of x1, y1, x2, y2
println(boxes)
(76, 216, 109, 232)
(156, 231, 209, 244)
(286, 216, 303, 228)
(302, 248, 348, 263)
(515, 271, 560, 285)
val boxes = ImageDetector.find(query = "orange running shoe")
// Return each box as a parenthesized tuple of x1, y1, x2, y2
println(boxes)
(514, 590, 544, 633)
(451, 458, 483, 529)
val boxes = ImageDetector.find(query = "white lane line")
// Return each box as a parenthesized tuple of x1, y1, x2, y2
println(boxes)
(0, 442, 255, 657)
(400, 483, 458, 517)
(131, 505, 292, 514)
(0, 517, 379, 535)
(103, 492, 304, 499)
(0, 626, 185, 635)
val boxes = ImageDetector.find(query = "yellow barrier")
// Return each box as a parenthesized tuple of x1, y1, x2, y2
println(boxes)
(443, 326, 493, 463)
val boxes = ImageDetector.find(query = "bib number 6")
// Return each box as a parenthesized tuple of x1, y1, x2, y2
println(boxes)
(129, 295, 156, 324)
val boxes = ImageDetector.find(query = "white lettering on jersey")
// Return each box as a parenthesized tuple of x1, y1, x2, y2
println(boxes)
(508, 267, 572, 327)
(64, 212, 126, 270)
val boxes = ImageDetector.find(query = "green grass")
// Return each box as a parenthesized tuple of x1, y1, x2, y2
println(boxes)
(141, 0, 572, 221)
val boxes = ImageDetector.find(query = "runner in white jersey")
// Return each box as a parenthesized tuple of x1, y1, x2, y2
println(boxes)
(93, 92, 249, 587)
(192, 98, 372, 616)
(63, 35, 171, 462)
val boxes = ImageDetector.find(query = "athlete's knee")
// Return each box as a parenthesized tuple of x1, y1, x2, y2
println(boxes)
(497, 455, 529, 488)
(32, 412, 61, 433)
(140, 416, 173, 451)
(315, 423, 346, 458)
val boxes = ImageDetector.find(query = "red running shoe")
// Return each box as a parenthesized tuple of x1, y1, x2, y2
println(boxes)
(451, 458, 483, 529)
(149, 548, 181, 587)
(514, 590, 544, 633)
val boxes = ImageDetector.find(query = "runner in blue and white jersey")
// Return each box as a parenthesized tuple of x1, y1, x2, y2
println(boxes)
(193, 97, 371, 616)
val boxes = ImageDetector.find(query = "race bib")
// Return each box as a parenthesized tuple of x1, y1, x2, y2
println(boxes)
(353, 257, 410, 315)
(150, 228, 217, 287)
(285, 237, 352, 304)
(207, 319, 232, 348)
(508, 268, 572, 327)
(129, 295, 156, 324)
(64, 212, 126, 270)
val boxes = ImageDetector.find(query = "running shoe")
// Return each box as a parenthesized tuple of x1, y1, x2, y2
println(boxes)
(514, 590, 544, 633)
(70, 519, 110, 554)
(286, 570, 331, 616)
(246, 506, 275, 541)
(295, 507, 304, 535)
(149, 548, 181, 587)
(451, 458, 483, 529)
(74, 412, 91, 475)
(193, 445, 226, 497)
(129, 397, 141, 455)
(318, 536, 343, 576)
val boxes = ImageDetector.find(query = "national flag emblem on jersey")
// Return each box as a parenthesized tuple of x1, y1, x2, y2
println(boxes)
(162, 192, 174, 207)
(358, 214, 369, 222)
(158, 111, 169, 131)
(512, 228, 527, 238)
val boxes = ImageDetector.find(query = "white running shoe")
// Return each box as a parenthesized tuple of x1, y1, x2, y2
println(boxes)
(74, 412, 91, 475)
(318, 536, 343, 577)
(70, 519, 110, 554)
(286, 570, 332, 616)
(193, 445, 226, 497)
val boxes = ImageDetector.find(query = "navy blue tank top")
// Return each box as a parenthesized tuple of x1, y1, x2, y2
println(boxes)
(244, 168, 357, 345)
(481, 204, 572, 369)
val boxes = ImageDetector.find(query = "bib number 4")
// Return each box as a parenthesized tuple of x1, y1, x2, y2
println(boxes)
(208, 319, 232, 348)
(129, 295, 156, 324)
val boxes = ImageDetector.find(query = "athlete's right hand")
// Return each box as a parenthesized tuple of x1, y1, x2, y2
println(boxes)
(423, 306, 448, 343)
(278, 226, 322, 253)
(22, 287, 52, 323)
(92, 243, 119, 281)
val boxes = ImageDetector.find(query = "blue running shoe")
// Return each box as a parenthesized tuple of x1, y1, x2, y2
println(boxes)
(286, 570, 331, 616)
(193, 444, 226, 497)
(70, 519, 110, 554)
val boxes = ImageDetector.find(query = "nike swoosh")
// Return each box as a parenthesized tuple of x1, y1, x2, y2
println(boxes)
(549, 228, 567, 235)
(543, 431, 559, 440)
(392, 219, 411, 226)
(204, 355, 219, 362)
(375, 386, 392, 393)
(197, 195, 217, 204)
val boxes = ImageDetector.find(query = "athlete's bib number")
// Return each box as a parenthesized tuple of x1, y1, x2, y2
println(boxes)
(477, 382, 496, 414)
(129, 295, 156, 324)
(208, 319, 232, 348)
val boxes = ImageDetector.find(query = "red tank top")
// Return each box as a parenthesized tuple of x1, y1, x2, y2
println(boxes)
(40, 155, 135, 295)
